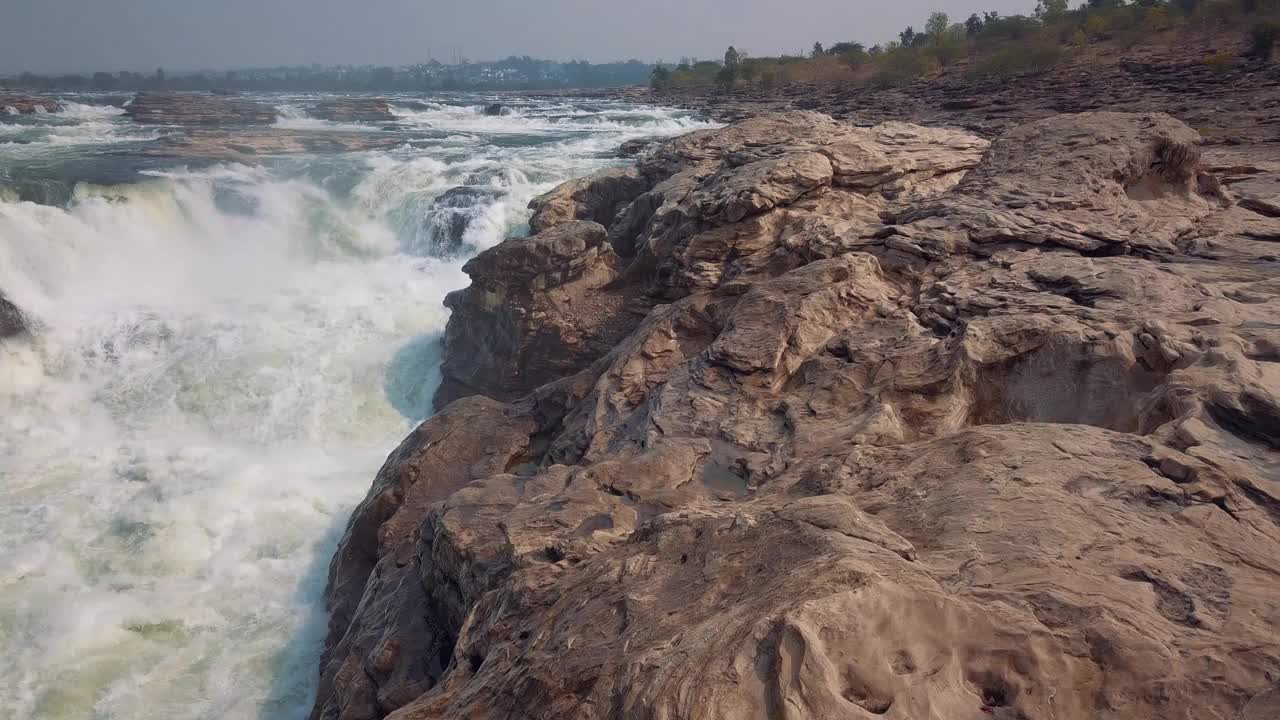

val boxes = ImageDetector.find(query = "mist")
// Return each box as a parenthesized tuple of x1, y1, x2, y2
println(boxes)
(2, 0, 1038, 73)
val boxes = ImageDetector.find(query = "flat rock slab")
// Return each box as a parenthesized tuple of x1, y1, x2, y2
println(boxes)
(141, 128, 404, 160)
(125, 91, 280, 126)
(0, 93, 61, 115)
(309, 97, 395, 123)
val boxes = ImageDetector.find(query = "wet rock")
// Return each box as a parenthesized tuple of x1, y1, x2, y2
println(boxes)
(618, 137, 659, 157)
(412, 186, 506, 257)
(140, 129, 403, 160)
(0, 93, 61, 115)
(0, 293, 25, 337)
(124, 91, 280, 125)
(316, 111, 1280, 720)
(482, 103, 504, 116)
(310, 97, 395, 123)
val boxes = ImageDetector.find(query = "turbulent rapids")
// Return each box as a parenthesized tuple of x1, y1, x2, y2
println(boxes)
(0, 94, 712, 720)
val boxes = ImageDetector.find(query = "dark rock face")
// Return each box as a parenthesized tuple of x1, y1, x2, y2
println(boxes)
(124, 92, 280, 125)
(0, 94, 61, 115)
(481, 103, 504, 117)
(435, 220, 633, 409)
(618, 137, 659, 157)
(310, 98, 395, 123)
(314, 112, 1280, 720)
(0, 294, 25, 338)
(409, 186, 507, 258)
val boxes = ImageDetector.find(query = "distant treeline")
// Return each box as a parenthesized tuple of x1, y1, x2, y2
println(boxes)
(651, 0, 1280, 91)
(0, 57, 654, 92)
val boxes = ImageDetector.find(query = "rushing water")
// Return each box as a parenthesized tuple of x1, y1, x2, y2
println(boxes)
(0, 93, 711, 720)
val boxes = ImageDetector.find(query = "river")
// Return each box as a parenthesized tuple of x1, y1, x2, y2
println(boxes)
(0, 92, 711, 720)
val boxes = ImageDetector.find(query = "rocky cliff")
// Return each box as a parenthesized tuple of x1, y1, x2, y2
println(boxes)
(313, 111, 1280, 720)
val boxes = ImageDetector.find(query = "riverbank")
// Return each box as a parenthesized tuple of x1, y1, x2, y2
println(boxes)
(313, 106, 1280, 720)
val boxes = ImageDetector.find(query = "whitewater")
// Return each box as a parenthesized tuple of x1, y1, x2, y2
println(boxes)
(0, 94, 711, 720)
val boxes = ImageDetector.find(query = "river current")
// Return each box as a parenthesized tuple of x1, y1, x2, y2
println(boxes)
(0, 93, 711, 719)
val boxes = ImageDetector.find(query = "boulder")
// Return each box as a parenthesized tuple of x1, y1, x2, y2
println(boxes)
(435, 221, 637, 409)
(412, 186, 506, 257)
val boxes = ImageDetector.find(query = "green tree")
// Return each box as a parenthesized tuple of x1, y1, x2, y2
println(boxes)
(812, 42, 825, 58)
(926, 12, 950, 41)
(828, 41, 865, 55)
(966, 13, 984, 36)
(900, 26, 917, 45)
(1036, 0, 1070, 20)
(650, 64, 673, 90)
(718, 46, 741, 91)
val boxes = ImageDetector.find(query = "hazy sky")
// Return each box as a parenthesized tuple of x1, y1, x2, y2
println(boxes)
(0, 0, 1038, 73)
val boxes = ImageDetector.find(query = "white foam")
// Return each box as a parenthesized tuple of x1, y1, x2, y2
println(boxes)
(0, 94, 710, 720)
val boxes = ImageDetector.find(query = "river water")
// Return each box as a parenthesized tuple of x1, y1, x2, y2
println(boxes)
(0, 93, 710, 719)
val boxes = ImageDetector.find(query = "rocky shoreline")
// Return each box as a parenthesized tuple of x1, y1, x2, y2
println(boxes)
(607, 43, 1280, 148)
(311, 107, 1280, 720)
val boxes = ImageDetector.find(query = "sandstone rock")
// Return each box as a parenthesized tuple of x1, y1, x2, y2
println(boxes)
(140, 129, 403, 160)
(312, 397, 540, 720)
(883, 112, 1230, 256)
(310, 97, 396, 123)
(124, 91, 279, 125)
(435, 221, 640, 408)
(0, 93, 61, 115)
(316, 111, 1280, 720)
(527, 167, 651, 234)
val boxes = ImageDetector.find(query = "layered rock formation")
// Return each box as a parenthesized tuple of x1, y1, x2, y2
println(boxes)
(628, 43, 1280, 147)
(141, 128, 404, 160)
(0, 93, 61, 115)
(311, 98, 396, 123)
(124, 91, 280, 125)
(314, 111, 1280, 720)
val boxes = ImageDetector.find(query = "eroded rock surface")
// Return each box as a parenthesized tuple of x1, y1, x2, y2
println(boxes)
(311, 97, 396, 123)
(315, 111, 1280, 720)
(124, 91, 280, 125)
